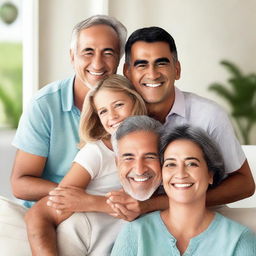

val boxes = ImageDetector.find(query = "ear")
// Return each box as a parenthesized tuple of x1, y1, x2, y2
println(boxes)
(208, 172, 214, 185)
(175, 60, 181, 80)
(123, 63, 130, 79)
(70, 49, 75, 65)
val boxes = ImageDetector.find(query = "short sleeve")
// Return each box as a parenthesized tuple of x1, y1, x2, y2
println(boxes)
(111, 223, 136, 256)
(233, 229, 256, 255)
(73, 143, 102, 179)
(12, 99, 50, 157)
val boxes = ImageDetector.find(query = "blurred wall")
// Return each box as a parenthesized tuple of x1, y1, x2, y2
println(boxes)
(38, 0, 256, 142)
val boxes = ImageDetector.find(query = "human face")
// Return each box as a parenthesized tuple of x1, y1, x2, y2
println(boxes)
(162, 139, 213, 205)
(71, 24, 120, 89)
(116, 131, 162, 201)
(124, 41, 180, 105)
(93, 89, 134, 135)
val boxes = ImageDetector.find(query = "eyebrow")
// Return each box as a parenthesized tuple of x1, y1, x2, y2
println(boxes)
(155, 57, 170, 64)
(83, 48, 115, 52)
(133, 57, 170, 67)
(121, 152, 159, 158)
(145, 152, 159, 157)
(133, 60, 148, 67)
(164, 157, 200, 163)
(121, 153, 135, 158)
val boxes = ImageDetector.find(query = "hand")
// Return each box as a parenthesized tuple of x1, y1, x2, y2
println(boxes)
(47, 186, 88, 214)
(105, 189, 143, 221)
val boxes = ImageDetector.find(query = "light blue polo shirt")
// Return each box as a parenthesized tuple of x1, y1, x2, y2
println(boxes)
(12, 76, 80, 207)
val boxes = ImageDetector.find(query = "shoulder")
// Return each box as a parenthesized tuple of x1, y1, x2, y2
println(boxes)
(183, 90, 225, 115)
(128, 211, 161, 230)
(33, 76, 74, 102)
(216, 213, 253, 235)
(78, 141, 102, 156)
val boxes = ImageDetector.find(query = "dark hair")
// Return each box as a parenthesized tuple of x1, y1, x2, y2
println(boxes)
(125, 26, 178, 64)
(160, 125, 225, 188)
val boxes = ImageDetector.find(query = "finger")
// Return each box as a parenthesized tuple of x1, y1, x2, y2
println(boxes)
(112, 204, 127, 220)
(105, 190, 127, 197)
(49, 188, 66, 196)
(48, 195, 65, 203)
(108, 195, 135, 204)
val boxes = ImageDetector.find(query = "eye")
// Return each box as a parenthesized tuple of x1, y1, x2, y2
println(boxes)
(136, 64, 147, 69)
(123, 157, 134, 161)
(104, 51, 114, 56)
(186, 161, 199, 167)
(98, 109, 107, 116)
(145, 155, 159, 160)
(83, 51, 93, 56)
(164, 162, 176, 168)
(114, 102, 124, 108)
(157, 61, 168, 67)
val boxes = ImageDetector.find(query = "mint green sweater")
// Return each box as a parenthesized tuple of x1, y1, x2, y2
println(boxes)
(111, 211, 256, 256)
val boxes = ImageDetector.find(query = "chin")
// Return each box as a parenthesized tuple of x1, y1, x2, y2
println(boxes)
(123, 183, 161, 201)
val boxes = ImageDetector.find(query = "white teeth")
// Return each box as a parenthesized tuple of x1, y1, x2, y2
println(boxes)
(133, 177, 149, 182)
(89, 71, 104, 76)
(173, 183, 192, 188)
(112, 122, 121, 128)
(144, 83, 161, 88)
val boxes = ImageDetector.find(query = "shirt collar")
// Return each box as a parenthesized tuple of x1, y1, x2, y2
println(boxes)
(166, 86, 186, 120)
(61, 75, 76, 112)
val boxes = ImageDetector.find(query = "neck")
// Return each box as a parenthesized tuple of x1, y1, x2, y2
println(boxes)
(147, 95, 175, 124)
(73, 77, 90, 111)
(102, 138, 113, 150)
(161, 199, 214, 253)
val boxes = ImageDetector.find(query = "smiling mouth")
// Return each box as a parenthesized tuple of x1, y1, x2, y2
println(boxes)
(142, 82, 162, 88)
(129, 176, 152, 183)
(111, 122, 122, 128)
(88, 71, 105, 76)
(172, 183, 193, 188)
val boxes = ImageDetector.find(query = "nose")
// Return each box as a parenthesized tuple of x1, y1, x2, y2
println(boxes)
(174, 165, 188, 179)
(109, 108, 118, 120)
(134, 158, 147, 176)
(147, 65, 160, 80)
(91, 53, 104, 70)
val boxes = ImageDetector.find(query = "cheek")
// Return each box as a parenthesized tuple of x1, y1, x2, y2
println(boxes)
(162, 170, 171, 183)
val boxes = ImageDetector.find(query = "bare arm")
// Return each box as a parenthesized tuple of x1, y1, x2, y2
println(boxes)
(25, 196, 71, 256)
(47, 162, 114, 214)
(25, 162, 115, 256)
(206, 160, 255, 206)
(11, 150, 57, 200)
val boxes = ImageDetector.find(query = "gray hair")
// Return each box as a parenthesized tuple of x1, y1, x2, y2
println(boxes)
(160, 125, 225, 188)
(70, 14, 127, 57)
(112, 115, 163, 155)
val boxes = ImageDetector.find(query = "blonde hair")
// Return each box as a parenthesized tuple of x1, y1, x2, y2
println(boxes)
(79, 74, 147, 148)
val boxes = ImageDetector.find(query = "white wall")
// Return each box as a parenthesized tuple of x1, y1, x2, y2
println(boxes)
(38, 0, 256, 143)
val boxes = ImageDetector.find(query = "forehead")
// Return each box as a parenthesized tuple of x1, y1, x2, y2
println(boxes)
(77, 24, 120, 51)
(164, 139, 204, 158)
(93, 89, 131, 107)
(117, 131, 159, 154)
(130, 41, 173, 61)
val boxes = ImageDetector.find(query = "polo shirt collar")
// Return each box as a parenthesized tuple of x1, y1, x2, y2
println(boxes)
(166, 86, 186, 120)
(61, 75, 76, 112)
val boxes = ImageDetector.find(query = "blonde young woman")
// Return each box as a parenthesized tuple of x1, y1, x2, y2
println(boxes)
(25, 74, 147, 256)
(111, 125, 256, 256)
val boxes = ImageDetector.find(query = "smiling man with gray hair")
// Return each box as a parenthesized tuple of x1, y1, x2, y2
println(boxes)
(111, 115, 163, 201)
